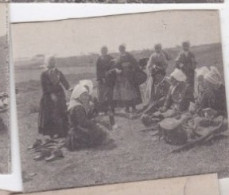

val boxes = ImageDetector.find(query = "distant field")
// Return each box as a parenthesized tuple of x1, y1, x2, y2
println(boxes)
(16, 42, 229, 192)
(15, 43, 224, 83)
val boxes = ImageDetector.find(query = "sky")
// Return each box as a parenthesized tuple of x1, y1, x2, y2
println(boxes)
(11, 10, 221, 60)
(0, 4, 7, 37)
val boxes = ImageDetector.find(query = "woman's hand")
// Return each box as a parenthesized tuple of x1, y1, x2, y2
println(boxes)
(115, 68, 122, 74)
(50, 94, 58, 102)
(179, 63, 184, 68)
(68, 88, 73, 92)
(159, 106, 167, 113)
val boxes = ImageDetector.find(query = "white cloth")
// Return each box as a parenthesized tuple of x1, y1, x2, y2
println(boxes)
(68, 84, 88, 110)
(79, 80, 93, 95)
(195, 66, 210, 78)
(170, 68, 187, 82)
(144, 76, 153, 106)
(204, 66, 222, 87)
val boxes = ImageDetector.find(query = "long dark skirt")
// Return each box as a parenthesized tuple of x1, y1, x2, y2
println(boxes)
(38, 91, 68, 137)
(97, 81, 114, 112)
(113, 76, 142, 107)
(65, 125, 108, 151)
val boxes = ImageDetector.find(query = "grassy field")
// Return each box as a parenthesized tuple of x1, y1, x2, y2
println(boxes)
(0, 36, 10, 173)
(15, 43, 229, 192)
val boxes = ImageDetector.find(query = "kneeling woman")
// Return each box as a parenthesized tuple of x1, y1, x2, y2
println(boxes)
(66, 84, 108, 151)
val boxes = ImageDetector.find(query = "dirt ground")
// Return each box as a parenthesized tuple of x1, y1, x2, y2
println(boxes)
(16, 43, 229, 192)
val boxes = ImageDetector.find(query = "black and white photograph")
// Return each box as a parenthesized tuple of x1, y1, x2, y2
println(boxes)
(0, 3, 10, 174)
(10, 0, 224, 3)
(11, 10, 229, 193)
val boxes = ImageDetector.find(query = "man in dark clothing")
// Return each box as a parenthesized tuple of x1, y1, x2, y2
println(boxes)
(176, 41, 197, 88)
(96, 46, 117, 129)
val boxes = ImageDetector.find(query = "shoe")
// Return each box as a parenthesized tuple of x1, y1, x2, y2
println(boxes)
(45, 149, 64, 162)
(28, 139, 42, 150)
(34, 153, 45, 161)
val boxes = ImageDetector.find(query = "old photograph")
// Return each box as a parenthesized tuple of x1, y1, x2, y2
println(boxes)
(0, 4, 11, 173)
(11, 10, 229, 192)
(10, 0, 224, 3)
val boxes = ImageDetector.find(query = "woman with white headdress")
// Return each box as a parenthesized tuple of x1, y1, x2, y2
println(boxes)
(66, 84, 108, 151)
(160, 68, 193, 116)
(38, 56, 70, 138)
(195, 66, 227, 116)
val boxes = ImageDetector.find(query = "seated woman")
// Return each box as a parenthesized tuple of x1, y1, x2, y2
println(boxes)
(141, 68, 190, 126)
(66, 84, 108, 151)
(159, 68, 193, 118)
(141, 68, 170, 117)
(195, 66, 227, 116)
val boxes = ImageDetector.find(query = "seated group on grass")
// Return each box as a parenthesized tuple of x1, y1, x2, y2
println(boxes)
(36, 41, 227, 157)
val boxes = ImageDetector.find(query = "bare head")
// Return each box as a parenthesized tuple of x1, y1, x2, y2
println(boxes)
(119, 44, 126, 54)
(46, 56, 56, 69)
(154, 44, 162, 54)
(182, 41, 190, 52)
(101, 46, 108, 56)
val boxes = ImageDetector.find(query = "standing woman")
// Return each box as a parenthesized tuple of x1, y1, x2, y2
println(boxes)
(113, 44, 142, 113)
(96, 46, 114, 113)
(176, 41, 197, 94)
(38, 56, 70, 138)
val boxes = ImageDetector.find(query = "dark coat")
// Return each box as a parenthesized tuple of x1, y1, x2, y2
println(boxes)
(176, 51, 197, 86)
(196, 84, 227, 116)
(38, 69, 70, 137)
(113, 52, 142, 107)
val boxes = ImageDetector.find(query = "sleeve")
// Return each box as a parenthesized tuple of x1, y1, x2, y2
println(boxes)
(175, 52, 182, 68)
(190, 52, 197, 69)
(40, 72, 54, 95)
(60, 71, 70, 90)
(160, 52, 169, 70)
(163, 88, 173, 109)
(96, 58, 102, 81)
(115, 57, 123, 70)
(74, 106, 95, 128)
(146, 54, 154, 75)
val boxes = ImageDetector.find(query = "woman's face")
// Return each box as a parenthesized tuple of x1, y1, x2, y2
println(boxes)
(169, 77, 177, 86)
(79, 92, 90, 104)
(47, 58, 56, 69)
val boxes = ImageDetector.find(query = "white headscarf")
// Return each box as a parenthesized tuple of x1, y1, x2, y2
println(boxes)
(195, 66, 210, 79)
(170, 68, 187, 82)
(68, 84, 88, 110)
(79, 80, 93, 95)
(204, 66, 222, 87)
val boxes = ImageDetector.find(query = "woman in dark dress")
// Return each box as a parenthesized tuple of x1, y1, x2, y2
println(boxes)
(175, 41, 196, 101)
(113, 44, 142, 113)
(96, 46, 115, 113)
(66, 84, 108, 151)
(38, 56, 70, 138)
(195, 66, 227, 116)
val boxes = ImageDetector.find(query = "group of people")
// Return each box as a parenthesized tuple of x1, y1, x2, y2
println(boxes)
(37, 41, 227, 154)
